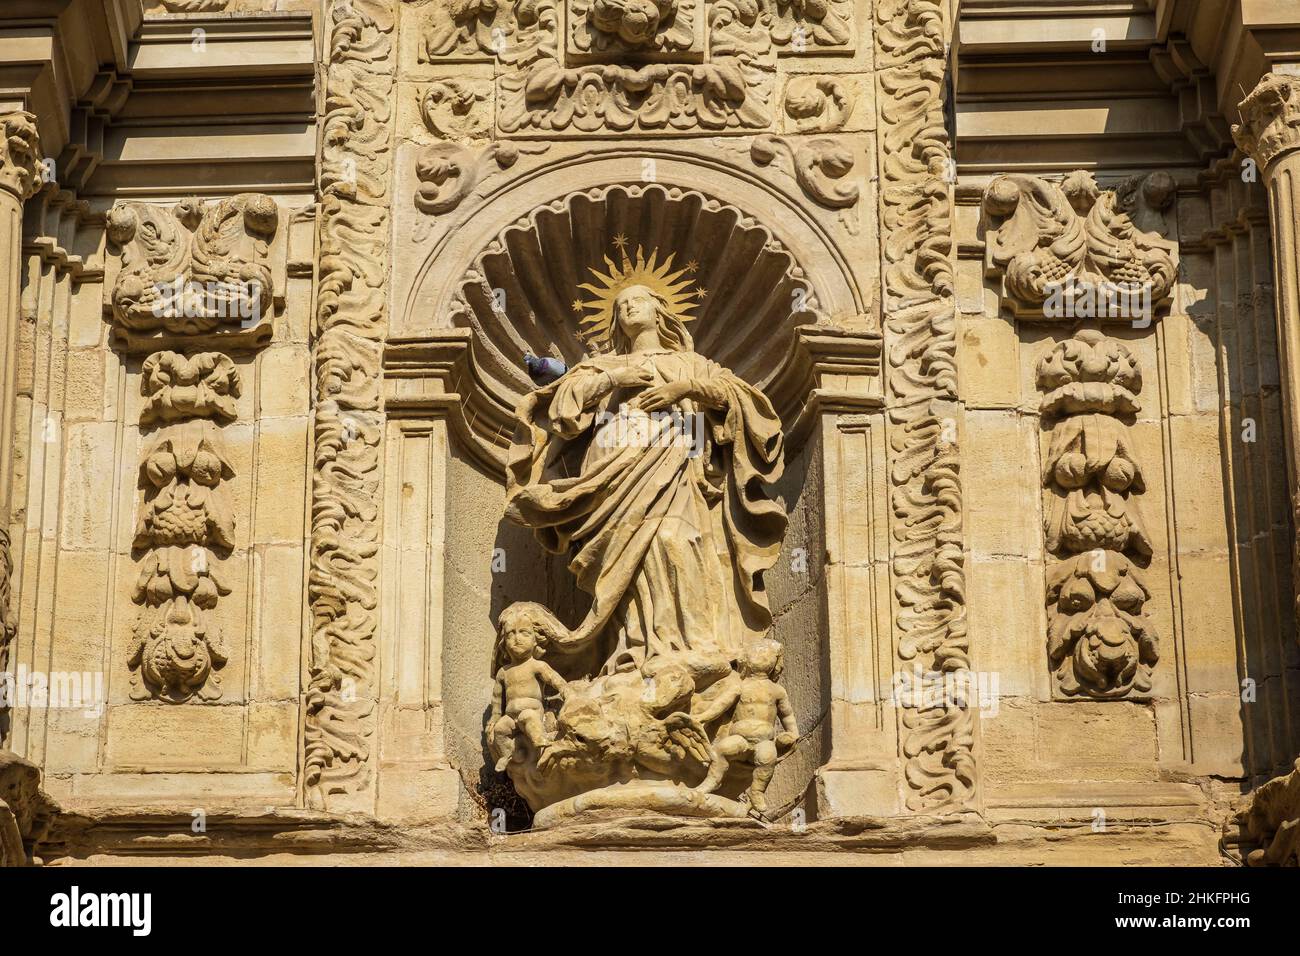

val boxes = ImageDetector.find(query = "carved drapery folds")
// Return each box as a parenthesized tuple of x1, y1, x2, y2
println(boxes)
(0, 751, 58, 866)
(982, 171, 1177, 322)
(1038, 331, 1158, 699)
(128, 353, 239, 703)
(1224, 757, 1300, 866)
(105, 194, 279, 349)
(875, 0, 974, 811)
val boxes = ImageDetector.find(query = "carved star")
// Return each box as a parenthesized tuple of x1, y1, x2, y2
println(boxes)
(695, 287, 708, 299)
(612, 233, 629, 251)
(685, 259, 699, 274)
(571, 298, 584, 313)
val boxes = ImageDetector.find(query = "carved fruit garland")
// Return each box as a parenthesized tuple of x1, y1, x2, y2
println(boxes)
(128, 353, 239, 703)
(1037, 331, 1159, 698)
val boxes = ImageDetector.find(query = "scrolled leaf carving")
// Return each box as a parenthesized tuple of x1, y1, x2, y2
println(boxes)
(983, 170, 1177, 320)
(751, 134, 859, 209)
(106, 194, 280, 345)
(876, 0, 973, 812)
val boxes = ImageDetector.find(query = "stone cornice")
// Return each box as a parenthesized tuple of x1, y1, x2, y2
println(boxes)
(1234, 72, 1300, 172)
(0, 112, 43, 201)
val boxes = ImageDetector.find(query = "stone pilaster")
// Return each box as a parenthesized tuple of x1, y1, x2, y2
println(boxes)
(1232, 73, 1300, 865)
(0, 111, 40, 660)
(1235, 76, 1300, 620)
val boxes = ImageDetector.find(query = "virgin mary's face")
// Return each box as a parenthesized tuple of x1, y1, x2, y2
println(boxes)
(614, 286, 658, 340)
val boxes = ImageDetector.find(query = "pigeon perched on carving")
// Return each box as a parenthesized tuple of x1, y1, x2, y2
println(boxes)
(524, 353, 567, 386)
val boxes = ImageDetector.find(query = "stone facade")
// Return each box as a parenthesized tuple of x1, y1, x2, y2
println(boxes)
(0, 0, 1298, 865)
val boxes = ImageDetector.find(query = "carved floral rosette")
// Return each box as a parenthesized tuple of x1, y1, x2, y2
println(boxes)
(1038, 331, 1159, 699)
(983, 170, 1177, 322)
(128, 352, 240, 703)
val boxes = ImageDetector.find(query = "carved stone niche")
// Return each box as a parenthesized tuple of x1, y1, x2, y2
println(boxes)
(387, 177, 879, 825)
(395, 181, 835, 468)
(982, 170, 1178, 323)
(103, 194, 287, 353)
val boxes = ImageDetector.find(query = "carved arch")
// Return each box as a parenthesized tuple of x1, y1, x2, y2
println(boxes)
(393, 152, 874, 472)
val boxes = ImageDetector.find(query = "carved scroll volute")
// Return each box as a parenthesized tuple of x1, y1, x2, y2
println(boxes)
(1038, 331, 1159, 699)
(104, 194, 285, 352)
(129, 352, 241, 703)
(983, 171, 1177, 322)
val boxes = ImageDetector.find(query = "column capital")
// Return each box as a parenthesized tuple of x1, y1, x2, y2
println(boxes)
(1234, 73, 1300, 174)
(0, 111, 41, 202)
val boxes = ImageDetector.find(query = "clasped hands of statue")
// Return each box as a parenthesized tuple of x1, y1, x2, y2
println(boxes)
(599, 362, 728, 412)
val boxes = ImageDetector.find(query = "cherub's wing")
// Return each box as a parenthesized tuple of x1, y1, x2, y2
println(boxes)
(661, 712, 712, 765)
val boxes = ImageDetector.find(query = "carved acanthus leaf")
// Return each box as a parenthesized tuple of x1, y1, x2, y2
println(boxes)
(141, 351, 242, 427)
(709, 0, 854, 59)
(876, 0, 973, 812)
(420, 79, 492, 140)
(0, 111, 42, 201)
(306, 0, 394, 807)
(105, 194, 280, 346)
(498, 56, 772, 133)
(783, 75, 855, 132)
(415, 142, 540, 215)
(750, 134, 859, 209)
(982, 170, 1177, 320)
(1233, 73, 1300, 172)
(130, 401, 238, 704)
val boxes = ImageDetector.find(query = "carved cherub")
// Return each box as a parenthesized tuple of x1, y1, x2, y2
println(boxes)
(696, 639, 798, 815)
(487, 602, 570, 772)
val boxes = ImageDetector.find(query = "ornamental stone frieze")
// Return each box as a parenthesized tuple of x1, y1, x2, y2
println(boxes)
(404, 0, 858, 138)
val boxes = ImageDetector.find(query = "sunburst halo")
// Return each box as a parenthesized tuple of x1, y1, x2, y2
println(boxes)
(575, 241, 698, 350)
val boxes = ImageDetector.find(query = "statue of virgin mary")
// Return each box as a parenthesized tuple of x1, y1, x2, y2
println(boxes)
(505, 239, 787, 677)
(489, 239, 791, 817)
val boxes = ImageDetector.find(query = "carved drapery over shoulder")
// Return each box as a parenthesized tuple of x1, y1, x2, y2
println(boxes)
(0, 112, 42, 200)
(1038, 332, 1158, 699)
(105, 195, 282, 350)
(982, 171, 1177, 322)
(1233, 73, 1300, 173)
